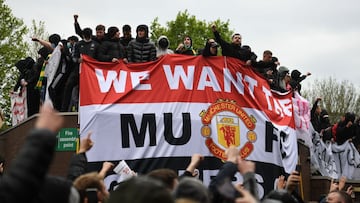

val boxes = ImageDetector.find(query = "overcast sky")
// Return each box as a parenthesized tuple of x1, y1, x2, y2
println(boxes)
(5, 0, 360, 89)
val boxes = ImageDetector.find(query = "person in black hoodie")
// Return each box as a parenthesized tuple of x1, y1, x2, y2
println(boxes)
(336, 112, 357, 145)
(126, 24, 157, 63)
(13, 56, 39, 117)
(0, 103, 63, 203)
(61, 27, 100, 112)
(202, 39, 219, 57)
(73, 14, 105, 44)
(97, 26, 125, 63)
(289, 69, 311, 95)
(120, 24, 134, 47)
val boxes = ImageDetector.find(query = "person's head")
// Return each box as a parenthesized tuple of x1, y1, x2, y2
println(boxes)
(242, 45, 251, 51)
(326, 190, 353, 203)
(263, 50, 273, 62)
(49, 33, 61, 48)
(67, 35, 79, 44)
(231, 33, 242, 45)
(82, 28, 93, 40)
(173, 177, 210, 203)
(183, 35, 192, 48)
(263, 189, 299, 203)
(136, 24, 149, 38)
(158, 36, 170, 49)
(209, 41, 219, 55)
(147, 168, 178, 191)
(73, 172, 109, 203)
(107, 26, 120, 39)
(107, 176, 174, 203)
(320, 109, 330, 124)
(344, 112, 356, 123)
(33, 176, 80, 203)
(291, 69, 302, 80)
(122, 24, 132, 39)
(278, 66, 290, 79)
(95, 24, 106, 39)
(38, 46, 51, 59)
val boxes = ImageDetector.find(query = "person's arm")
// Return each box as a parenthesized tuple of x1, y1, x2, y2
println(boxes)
(73, 15, 84, 39)
(237, 157, 257, 199)
(0, 103, 63, 203)
(150, 43, 157, 61)
(285, 171, 304, 203)
(32, 37, 54, 51)
(126, 42, 134, 63)
(180, 153, 204, 178)
(98, 162, 114, 179)
(67, 132, 94, 181)
(209, 146, 239, 203)
(211, 24, 231, 51)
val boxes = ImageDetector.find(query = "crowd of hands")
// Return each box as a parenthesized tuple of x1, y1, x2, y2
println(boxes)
(1, 103, 356, 203)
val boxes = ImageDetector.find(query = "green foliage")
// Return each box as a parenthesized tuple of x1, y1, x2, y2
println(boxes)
(0, 0, 29, 126)
(150, 10, 233, 53)
(27, 20, 48, 59)
(302, 77, 360, 123)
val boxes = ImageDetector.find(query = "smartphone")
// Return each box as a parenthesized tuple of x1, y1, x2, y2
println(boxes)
(85, 188, 98, 203)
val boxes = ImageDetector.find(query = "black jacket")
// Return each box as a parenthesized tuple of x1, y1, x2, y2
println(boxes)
(0, 129, 57, 203)
(127, 38, 157, 63)
(97, 38, 125, 62)
(213, 31, 251, 62)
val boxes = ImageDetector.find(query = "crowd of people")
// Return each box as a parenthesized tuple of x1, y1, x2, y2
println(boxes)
(310, 97, 360, 152)
(0, 104, 355, 203)
(14, 14, 313, 116)
(6, 15, 359, 203)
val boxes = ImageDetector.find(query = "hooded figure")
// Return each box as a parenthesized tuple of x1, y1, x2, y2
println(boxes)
(277, 66, 291, 92)
(289, 69, 310, 94)
(175, 35, 197, 55)
(13, 57, 40, 117)
(126, 24, 157, 63)
(136, 24, 149, 42)
(156, 35, 174, 57)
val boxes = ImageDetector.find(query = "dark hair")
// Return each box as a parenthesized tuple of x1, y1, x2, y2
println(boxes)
(107, 176, 174, 203)
(263, 50, 272, 56)
(82, 28, 93, 39)
(264, 189, 299, 203)
(327, 190, 353, 203)
(173, 177, 210, 203)
(95, 24, 105, 31)
(345, 112, 356, 123)
(67, 35, 79, 42)
(147, 168, 178, 190)
(122, 24, 131, 32)
(49, 34, 61, 45)
(107, 26, 119, 39)
(38, 47, 51, 59)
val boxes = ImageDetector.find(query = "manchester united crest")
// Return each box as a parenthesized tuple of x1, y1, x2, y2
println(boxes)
(200, 99, 257, 161)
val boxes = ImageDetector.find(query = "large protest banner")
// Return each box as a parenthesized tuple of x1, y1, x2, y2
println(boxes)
(79, 54, 297, 196)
